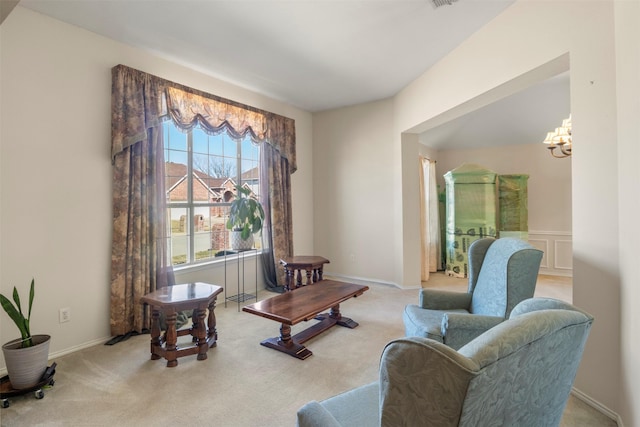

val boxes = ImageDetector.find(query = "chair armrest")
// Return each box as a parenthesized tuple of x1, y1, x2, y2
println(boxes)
(297, 401, 342, 427)
(457, 309, 593, 369)
(442, 313, 504, 350)
(419, 288, 472, 310)
(510, 297, 593, 319)
(379, 337, 478, 427)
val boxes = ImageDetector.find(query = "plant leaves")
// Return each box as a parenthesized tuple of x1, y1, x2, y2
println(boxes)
(252, 217, 262, 233)
(0, 291, 30, 343)
(28, 278, 34, 320)
(12, 287, 23, 316)
(241, 224, 251, 240)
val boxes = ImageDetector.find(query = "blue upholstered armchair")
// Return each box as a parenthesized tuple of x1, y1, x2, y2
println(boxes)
(403, 237, 543, 349)
(297, 298, 594, 427)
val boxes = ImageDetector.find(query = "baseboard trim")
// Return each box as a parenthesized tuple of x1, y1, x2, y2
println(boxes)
(571, 387, 623, 426)
(324, 272, 404, 289)
(0, 336, 111, 377)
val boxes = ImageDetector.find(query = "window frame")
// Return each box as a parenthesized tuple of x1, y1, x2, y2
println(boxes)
(165, 122, 261, 267)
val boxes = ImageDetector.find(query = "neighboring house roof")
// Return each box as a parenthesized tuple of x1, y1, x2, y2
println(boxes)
(165, 162, 258, 202)
(165, 162, 227, 191)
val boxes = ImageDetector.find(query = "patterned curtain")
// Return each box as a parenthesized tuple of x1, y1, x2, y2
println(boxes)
(260, 141, 294, 292)
(110, 65, 296, 335)
(110, 66, 173, 337)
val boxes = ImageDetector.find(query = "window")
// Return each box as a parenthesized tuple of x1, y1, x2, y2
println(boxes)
(164, 121, 260, 266)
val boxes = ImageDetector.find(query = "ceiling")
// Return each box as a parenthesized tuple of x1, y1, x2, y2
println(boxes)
(17, 0, 569, 150)
(420, 71, 570, 150)
(20, 0, 516, 112)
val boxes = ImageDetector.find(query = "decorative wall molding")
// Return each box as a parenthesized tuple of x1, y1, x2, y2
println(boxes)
(528, 230, 572, 277)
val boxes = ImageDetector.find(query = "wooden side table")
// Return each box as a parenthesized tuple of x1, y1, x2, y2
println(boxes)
(140, 282, 223, 367)
(279, 256, 330, 291)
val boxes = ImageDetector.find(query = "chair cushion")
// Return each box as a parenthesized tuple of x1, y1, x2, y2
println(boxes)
(318, 382, 379, 427)
(403, 304, 469, 340)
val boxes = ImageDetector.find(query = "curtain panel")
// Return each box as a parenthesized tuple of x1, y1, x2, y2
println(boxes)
(110, 65, 296, 336)
(111, 68, 172, 337)
(419, 156, 442, 282)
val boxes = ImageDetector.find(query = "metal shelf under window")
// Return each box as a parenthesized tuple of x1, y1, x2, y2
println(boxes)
(220, 248, 258, 311)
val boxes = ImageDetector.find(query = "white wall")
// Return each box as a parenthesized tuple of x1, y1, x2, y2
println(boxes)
(0, 7, 313, 369)
(313, 99, 397, 285)
(314, 0, 634, 422)
(615, 0, 640, 423)
(395, 0, 625, 420)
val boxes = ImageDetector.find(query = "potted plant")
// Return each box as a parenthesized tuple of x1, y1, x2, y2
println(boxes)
(226, 184, 265, 250)
(1, 278, 51, 389)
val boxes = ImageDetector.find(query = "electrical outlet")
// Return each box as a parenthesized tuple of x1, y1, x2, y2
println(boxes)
(59, 307, 71, 323)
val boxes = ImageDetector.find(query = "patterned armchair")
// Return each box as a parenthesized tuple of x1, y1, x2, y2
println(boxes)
(403, 237, 543, 349)
(297, 298, 594, 427)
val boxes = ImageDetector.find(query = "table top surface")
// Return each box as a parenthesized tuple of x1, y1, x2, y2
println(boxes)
(140, 282, 224, 307)
(242, 280, 368, 325)
(279, 255, 330, 268)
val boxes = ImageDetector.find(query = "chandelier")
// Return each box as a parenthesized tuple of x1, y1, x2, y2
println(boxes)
(542, 115, 572, 158)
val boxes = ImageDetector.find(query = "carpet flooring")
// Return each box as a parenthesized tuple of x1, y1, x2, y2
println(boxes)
(0, 273, 616, 426)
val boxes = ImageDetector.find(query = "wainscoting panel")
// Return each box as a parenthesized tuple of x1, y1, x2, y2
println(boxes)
(528, 231, 573, 277)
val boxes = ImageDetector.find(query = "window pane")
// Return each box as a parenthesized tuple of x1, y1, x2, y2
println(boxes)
(192, 128, 209, 155)
(241, 138, 260, 199)
(168, 207, 189, 265)
(162, 122, 187, 165)
(208, 134, 224, 156)
(210, 206, 231, 252)
(194, 207, 213, 262)
(242, 138, 259, 162)
(166, 125, 187, 151)
(165, 123, 188, 197)
(222, 134, 236, 157)
(166, 162, 188, 203)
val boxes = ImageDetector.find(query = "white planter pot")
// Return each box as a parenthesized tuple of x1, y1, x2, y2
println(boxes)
(229, 230, 254, 250)
(2, 334, 50, 389)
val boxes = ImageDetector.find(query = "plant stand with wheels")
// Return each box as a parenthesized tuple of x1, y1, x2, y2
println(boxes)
(0, 362, 56, 408)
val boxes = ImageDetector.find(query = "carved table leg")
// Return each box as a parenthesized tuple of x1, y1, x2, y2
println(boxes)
(260, 323, 312, 360)
(207, 298, 218, 347)
(330, 304, 359, 329)
(329, 304, 341, 320)
(194, 308, 208, 360)
(305, 269, 313, 286)
(285, 269, 295, 292)
(296, 269, 303, 288)
(164, 311, 178, 367)
(279, 323, 292, 346)
(149, 308, 162, 360)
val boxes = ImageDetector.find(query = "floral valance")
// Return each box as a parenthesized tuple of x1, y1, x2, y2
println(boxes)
(111, 64, 296, 172)
(166, 86, 267, 142)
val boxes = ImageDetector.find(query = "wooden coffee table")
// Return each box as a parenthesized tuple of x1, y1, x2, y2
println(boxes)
(242, 280, 368, 360)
